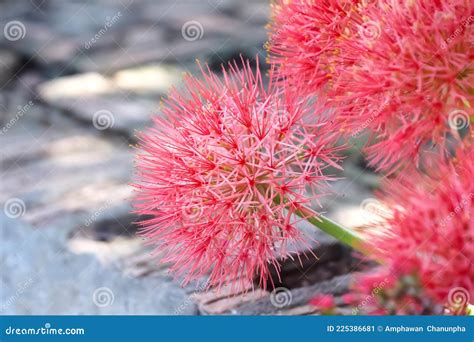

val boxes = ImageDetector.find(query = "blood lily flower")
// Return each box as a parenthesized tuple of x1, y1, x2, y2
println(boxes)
(338, 0, 474, 172)
(269, 0, 473, 172)
(267, 0, 365, 94)
(133, 59, 351, 290)
(310, 294, 336, 311)
(350, 147, 474, 314)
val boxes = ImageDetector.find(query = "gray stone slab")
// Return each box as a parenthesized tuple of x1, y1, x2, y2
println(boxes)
(0, 214, 197, 315)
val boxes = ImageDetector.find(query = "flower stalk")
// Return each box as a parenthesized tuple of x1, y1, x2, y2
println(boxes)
(273, 194, 367, 254)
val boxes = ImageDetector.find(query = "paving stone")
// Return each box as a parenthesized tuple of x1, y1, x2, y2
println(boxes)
(0, 215, 196, 315)
(37, 68, 176, 136)
(0, 0, 267, 73)
(0, 50, 20, 87)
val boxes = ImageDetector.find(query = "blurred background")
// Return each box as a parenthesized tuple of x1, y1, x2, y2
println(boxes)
(0, 0, 380, 315)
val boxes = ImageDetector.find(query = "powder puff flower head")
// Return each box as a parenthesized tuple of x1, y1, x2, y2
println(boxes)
(351, 147, 474, 314)
(269, 0, 473, 172)
(267, 0, 365, 94)
(339, 0, 474, 172)
(311, 147, 474, 315)
(133, 59, 351, 290)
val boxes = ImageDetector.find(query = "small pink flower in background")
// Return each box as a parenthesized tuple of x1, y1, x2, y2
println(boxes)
(350, 268, 441, 315)
(133, 58, 344, 290)
(341, 293, 357, 305)
(349, 147, 474, 314)
(310, 294, 335, 310)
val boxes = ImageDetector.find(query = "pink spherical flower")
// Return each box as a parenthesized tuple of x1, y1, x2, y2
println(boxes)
(337, 0, 474, 171)
(269, 0, 473, 172)
(353, 147, 474, 314)
(133, 59, 344, 290)
(268, 0, 366, 95)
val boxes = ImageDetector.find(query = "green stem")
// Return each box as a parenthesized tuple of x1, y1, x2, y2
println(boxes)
(274, 194, 368, 255)
(298, 209, 366, 252)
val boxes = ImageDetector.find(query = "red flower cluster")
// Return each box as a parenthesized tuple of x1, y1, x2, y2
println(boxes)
(134, 60, 344, 290)
(268, 0, 365, 94)
(352, 147, 473, 314)
(310, 294, 336, 312)
(269, 0, 473, 172)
